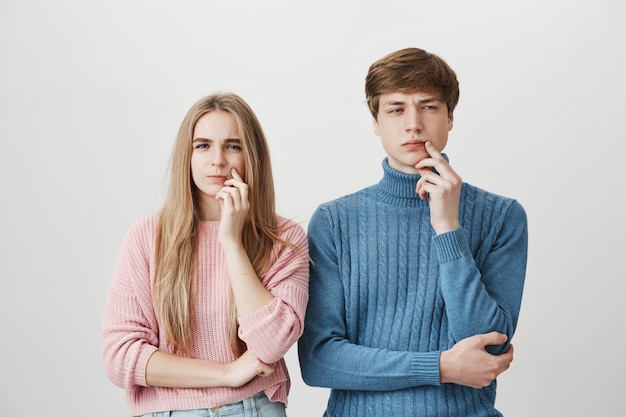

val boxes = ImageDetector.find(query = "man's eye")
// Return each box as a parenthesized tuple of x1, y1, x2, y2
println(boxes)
(389, 108, 403, 114)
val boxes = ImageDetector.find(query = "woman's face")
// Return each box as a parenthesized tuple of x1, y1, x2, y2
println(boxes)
(190, 110, 246, 203)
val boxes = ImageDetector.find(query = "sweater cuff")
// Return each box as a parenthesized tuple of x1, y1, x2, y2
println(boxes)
(432, 228, 471, 263)
(135, 344, 159, 387)
(410, 351, 441, 386)
(238, 297, 282, 330)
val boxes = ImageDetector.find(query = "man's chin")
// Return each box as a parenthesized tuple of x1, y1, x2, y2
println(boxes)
(405, 154, 428, 170)
(388, 158, 422, 175)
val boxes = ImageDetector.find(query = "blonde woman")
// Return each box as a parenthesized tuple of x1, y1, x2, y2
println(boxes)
(102, 93, 309, 417)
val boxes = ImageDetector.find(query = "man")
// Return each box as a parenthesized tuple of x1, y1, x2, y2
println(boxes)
(298, 47, 528, 416)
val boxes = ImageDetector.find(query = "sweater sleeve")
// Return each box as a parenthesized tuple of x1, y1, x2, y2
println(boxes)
(237, 219, 310, 364)
(434, 199, 528, 354)
(298, 207, 441, 391)
(101, 218, 159, 389)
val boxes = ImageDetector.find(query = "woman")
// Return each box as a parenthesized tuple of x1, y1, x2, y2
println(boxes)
(102, 93, 309, 417)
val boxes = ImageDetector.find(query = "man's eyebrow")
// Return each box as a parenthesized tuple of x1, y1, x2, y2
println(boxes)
(382, 100, 407, 107)
(418, 97, 441, 103)
(382, 97, 441, 106)
(413, 96, 443, 104)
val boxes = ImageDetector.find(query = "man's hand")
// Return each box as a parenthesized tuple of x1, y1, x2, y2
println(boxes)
(439, 332, 513, 389)
(415, 141, 462, 235)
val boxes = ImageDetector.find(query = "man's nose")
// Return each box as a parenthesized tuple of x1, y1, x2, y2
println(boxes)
(405, 106, 423, 132)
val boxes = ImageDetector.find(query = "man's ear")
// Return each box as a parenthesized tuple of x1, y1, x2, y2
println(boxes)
(448, 111, 454, 131)
(372, 117, 380, 136)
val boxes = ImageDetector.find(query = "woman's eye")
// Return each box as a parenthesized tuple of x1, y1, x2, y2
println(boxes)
(226, 144, 242, 151)
(195, 143, 208, 149)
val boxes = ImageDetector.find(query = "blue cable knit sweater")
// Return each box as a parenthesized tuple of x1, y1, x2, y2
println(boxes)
(298, 157, 528, 417)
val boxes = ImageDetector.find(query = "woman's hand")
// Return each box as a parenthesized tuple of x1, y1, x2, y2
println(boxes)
(224, 350, 275, 388)
(216, 168, 250, 248)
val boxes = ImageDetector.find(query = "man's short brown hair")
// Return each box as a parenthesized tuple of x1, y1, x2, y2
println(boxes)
(365, 47, 460, 119)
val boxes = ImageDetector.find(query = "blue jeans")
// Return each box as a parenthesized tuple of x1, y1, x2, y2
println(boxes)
(137, 392, 287, 417)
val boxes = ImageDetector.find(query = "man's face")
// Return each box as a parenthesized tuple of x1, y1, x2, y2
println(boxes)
(373, 90, 454, 174)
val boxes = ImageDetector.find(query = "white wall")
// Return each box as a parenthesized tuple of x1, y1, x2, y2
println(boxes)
(1, 0, 624, 415)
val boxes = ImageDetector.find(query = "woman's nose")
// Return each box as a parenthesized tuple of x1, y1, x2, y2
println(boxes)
(211, 150, 226, 167)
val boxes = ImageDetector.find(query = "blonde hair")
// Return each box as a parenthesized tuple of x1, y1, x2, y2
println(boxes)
(154, 92, 286, 356)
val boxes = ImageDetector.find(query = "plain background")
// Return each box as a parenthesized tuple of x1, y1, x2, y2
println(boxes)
(1, 0, 624, 415)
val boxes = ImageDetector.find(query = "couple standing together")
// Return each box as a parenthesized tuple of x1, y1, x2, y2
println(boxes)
(102, 47, 528, 417)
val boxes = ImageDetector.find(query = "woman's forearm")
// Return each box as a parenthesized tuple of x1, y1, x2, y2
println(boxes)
(222, 242, 274, 317)
(145, 350, 274, 388)
(145, 350, 229, 388)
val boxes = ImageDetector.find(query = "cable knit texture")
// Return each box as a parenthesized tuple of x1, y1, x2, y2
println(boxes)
(102, 215, 309, 416)
(298, 157, 528, 417)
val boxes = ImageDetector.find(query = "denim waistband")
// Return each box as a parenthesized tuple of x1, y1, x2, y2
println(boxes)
(137, 391, 284, 417)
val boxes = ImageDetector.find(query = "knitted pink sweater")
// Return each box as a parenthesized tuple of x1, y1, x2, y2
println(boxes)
(101, 215, 309, 416)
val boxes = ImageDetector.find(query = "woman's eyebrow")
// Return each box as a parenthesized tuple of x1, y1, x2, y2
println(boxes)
(192, 137, 241, 143)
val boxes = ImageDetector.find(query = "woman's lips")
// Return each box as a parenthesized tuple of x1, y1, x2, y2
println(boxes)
(207, 175, 228, 183)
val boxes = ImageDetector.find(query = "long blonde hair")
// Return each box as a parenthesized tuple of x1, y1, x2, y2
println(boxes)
(154, 92, 285, 356)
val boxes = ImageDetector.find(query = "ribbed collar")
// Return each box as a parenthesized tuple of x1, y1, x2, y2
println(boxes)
(373, 156, 448, 208)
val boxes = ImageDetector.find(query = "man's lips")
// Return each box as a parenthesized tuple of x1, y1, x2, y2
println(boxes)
(402, 140, 426, 148)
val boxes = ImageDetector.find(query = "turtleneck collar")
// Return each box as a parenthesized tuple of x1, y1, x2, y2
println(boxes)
(374, 155, 449, 208)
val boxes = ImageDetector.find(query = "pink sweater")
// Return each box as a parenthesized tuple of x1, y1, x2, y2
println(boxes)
(101, 215, 309, 416)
